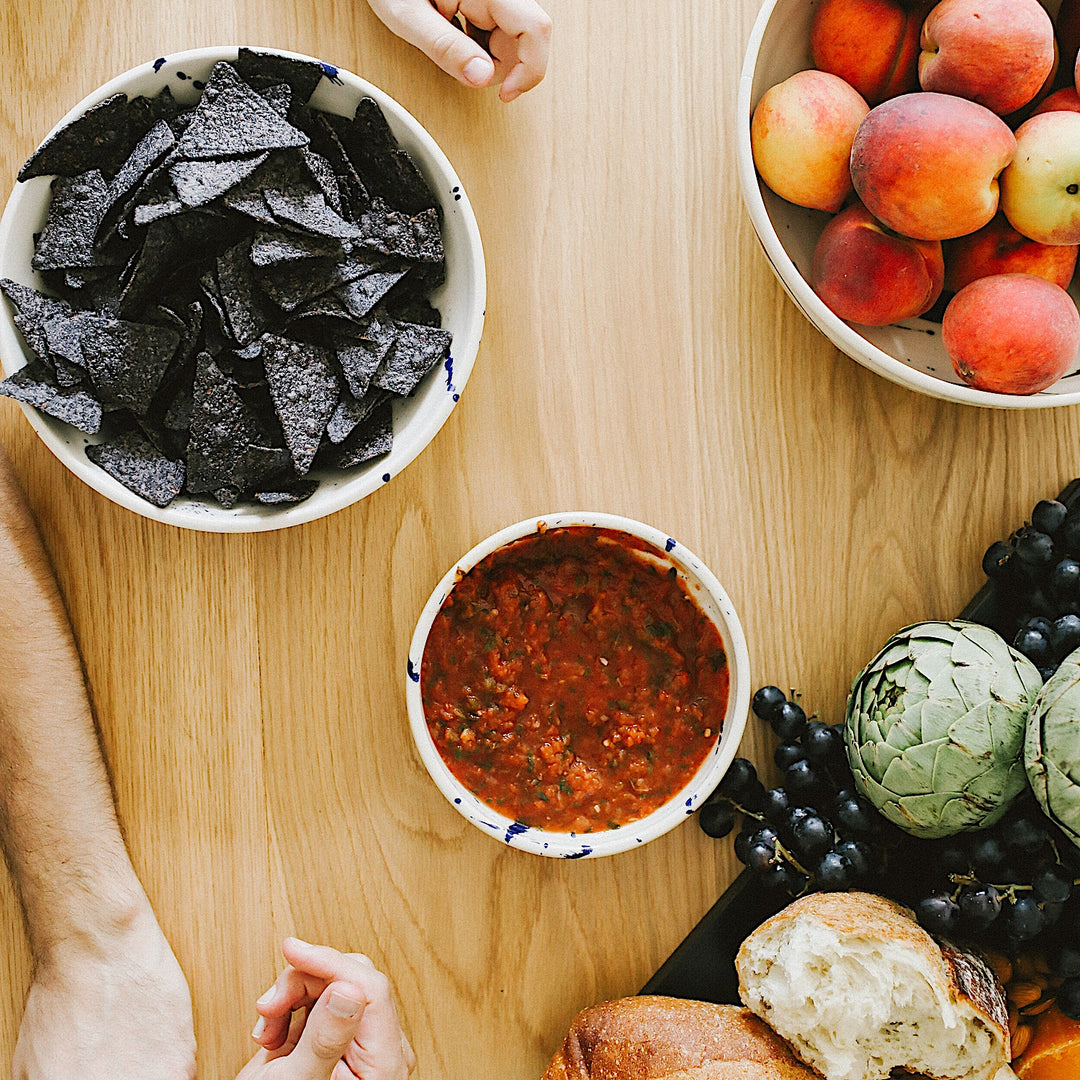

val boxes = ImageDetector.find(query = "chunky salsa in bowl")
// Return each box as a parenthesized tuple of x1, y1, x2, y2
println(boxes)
(405, 513, 751, 858)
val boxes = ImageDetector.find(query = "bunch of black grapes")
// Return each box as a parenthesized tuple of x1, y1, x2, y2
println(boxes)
(698, 685, 909, 897)
(699, 684, 1080, 1019)
(983, 496, 1080, 677)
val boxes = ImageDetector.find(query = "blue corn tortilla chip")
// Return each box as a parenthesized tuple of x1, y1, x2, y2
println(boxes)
(0, 362, 103, 433)
(214, 244, 269, 346)
(170, 152, 269, 208)
(105, 120, 177, 212)
(253, 478, 319, 505)
(359, 200, 442, 263)
(258, 250, 380, 312)
(372, 321, 450, 396)
(264, 188, 361, 240)
(255, 82, 293, 119)
(19, 94, 139, 181)
(324, 100, 436, 215)
(75, 314, 179, 415)
(260, 333, 339, 474)
(335, 268, 408, 320)
(249, 229, 343, 267)
(300, 149, 345, 215)
(321, 397, 393, 468)
(175, 73, 309, 161)
(335, 317, 395, 399)
(325, 387, 390, 445)
(186, 351, 262, 494)
(300, 111, 371, 220)
(32, 171, 111, 272)
(235, 48, 326, 104)
(86, 430, 185, 506)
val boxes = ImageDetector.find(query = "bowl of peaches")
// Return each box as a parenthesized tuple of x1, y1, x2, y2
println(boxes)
(738, 0, 1080, 407)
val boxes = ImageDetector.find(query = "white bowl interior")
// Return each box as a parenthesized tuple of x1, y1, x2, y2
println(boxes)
(0, 46, 485, 530)
(737, 0, 1080, 409)
(405, 513, 752, 858)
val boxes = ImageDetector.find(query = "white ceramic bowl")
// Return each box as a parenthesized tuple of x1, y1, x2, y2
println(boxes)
(737, 0, 1080, 409)
(0, 46, 485, 530)
(405, 512, 752, 858)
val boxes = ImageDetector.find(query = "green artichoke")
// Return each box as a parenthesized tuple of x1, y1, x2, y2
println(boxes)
(1025, 645, 1080, 852)
(845, 620, 1042, 839)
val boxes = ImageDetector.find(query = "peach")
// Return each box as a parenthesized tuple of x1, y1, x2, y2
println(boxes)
(850, 92, 1016, 241)
(942, 273, 1080, 394)
(812, 202, 944, 325)
(919, 0, 1055, 116)
(944, 212, 1078, 292)
(1001, 111, 1080, 245)
(810, 0, 935, 106)
(1030, 87, 1080, 117)
(750, 71, 869, 213)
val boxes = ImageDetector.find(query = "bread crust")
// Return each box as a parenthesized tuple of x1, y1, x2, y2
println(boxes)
(735, 891, 1009, 1080)
(541, 997, 821, 1080)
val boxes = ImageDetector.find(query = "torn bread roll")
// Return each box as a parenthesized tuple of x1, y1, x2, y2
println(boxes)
(541, 996, 820, 1080)
(736, 891, 1009, 1080)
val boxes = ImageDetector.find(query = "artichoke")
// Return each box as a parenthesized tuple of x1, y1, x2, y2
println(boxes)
(1025, 645, 1080, 852)
(845, 620, 1042, 839)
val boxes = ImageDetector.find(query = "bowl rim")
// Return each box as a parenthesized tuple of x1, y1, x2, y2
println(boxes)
(0, 44, 486, 531)
(404, 511, 752, 858)
(736, 0, 1080, 410)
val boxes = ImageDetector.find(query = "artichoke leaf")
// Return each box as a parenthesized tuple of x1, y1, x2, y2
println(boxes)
(879, 740, 941, 795)
(945, 707, 996, 760)
(889, 790, 970, 838)
(951, 662, 997, 712)
(920, 696, 964, 743)
(911, 642, 956, 684)
(866, 739, 905, 778)
(882, 710, 924, 751)
(950, 622, 1007, 666)
(984, 698, 1030, 755)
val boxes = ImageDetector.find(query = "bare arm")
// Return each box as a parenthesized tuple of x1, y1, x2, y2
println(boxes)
(0, 445, 195, 1080)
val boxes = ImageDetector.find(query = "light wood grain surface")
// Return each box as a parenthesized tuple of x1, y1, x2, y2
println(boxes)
(2, 1, 1080, 1078)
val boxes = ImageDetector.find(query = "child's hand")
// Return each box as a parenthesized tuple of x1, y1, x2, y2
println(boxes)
(238, 939, 415, 1080)
(367, 0, 552, 102)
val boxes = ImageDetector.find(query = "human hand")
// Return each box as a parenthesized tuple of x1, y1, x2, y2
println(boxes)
(238, 938, 415, 1080)
(366, 0, 551, 102)
(12, 902, 196, 1080)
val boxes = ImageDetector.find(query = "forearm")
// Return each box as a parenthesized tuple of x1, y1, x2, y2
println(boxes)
(0, 449, 146, 965)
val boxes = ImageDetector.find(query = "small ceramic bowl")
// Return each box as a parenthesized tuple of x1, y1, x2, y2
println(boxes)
(737, 0, 1080, 409)
(405, 512, 752, 858)
(0, 45, 485, 530)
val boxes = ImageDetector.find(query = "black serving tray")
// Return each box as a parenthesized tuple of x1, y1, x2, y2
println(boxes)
(641, 478, 1080, 1003)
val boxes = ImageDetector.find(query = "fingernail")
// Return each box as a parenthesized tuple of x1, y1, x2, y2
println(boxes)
(256, 987, 276, 1006)
(463, 56, 494, 86)
(251, 1017, 266, 1041)
(326, 990, 364, 1020)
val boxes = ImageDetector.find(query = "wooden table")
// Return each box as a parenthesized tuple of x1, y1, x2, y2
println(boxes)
(2, 1, 1080, 1077)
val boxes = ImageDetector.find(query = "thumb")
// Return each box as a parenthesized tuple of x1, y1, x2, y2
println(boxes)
(284, 982, 366, 1078)
(383, 2, 496, 87)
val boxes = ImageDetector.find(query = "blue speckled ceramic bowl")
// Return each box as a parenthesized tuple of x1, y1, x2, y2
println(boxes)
(405, 512, 752, 858)
(0, 46, 485, 531)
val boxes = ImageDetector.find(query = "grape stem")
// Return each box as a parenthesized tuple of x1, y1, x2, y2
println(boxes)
(773, 837, 813, 880)
(947, 872, 1080, 900)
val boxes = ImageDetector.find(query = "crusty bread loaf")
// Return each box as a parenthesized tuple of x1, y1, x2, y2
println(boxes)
(541, 996, 821, 1080)
(736, 891, 1009, 1080)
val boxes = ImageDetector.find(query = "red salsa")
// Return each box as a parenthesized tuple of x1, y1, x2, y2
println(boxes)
(420, 526, 730, 832)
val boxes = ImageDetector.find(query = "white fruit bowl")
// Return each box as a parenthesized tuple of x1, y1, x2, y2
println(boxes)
(737, 0, 1080, 409)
